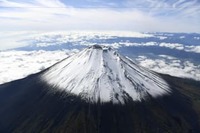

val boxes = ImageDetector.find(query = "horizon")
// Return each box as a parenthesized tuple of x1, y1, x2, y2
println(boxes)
(0, 30, 200, 50)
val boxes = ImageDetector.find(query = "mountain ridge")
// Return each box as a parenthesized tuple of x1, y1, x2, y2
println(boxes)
(41, 45, 171, 104)
(0, 45, 199, 133)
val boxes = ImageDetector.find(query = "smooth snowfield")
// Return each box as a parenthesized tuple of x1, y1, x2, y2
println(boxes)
(41, 45, 170, 103)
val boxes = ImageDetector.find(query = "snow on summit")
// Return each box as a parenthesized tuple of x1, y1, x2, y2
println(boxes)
(41, 45, 171, 104)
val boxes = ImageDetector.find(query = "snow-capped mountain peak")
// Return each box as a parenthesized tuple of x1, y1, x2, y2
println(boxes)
(41, 45, 170, 104)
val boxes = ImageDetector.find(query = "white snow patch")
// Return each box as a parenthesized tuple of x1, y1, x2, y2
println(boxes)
(41, 46, 170, 104)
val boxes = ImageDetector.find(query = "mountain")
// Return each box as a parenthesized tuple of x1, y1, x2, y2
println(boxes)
(0, 45, 200, 133)
(41, 45, 171, 103)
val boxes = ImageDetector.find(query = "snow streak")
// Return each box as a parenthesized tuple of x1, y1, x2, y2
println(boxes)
(41, 45, 170, 104)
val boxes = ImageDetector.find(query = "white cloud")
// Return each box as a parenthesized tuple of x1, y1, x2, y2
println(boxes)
(0, 0, 199, 32)
(158, 36, 168, 40)
(0, 49, 199, 85)
(159, 43, 184, 50)
(185, 45, 200, 53)
(194, 37, 200, 40)
(136, 55, 200, 81)
(1, 31, 200, 55)
(0, 49, 79, 84)
(159, 55, 176, 60)
(122, 42, 158, 47)
(31, 32, 200, 54)
(0, 31, 40, 50)
(126, 0, 200, 18)
(0, 31, 153, 50)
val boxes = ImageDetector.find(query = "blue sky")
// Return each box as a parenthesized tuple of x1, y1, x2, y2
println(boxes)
(0, 0, 200, 32)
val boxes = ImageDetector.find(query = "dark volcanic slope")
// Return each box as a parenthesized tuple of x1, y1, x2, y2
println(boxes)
(0, 46, 200, 133)
(0, 73, 200, 133)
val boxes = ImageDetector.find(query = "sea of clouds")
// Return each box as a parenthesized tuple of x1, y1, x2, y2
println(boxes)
(0, 31, 200, 84)
(0, 49, 78, 84)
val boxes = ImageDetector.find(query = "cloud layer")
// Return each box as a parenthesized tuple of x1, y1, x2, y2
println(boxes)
(0, 0, 199, 32)
(2, 31, 198, 53)
(0, 49, 78, 84)
(0, 31, 199, 83)
(0, 49, 199, 85)
(135, 55, 200, 81)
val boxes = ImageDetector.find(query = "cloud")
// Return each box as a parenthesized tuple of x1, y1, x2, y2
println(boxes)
(185, 45, 200, 53)
(0, 49, 78, 84)
(125, 0, 200, 18)
(117, 41, 200, 54)
(194, 37, 200, 40)
(0, 0, 199, 32)
(159, 43, 184, 50)
(1, 31, 200, 54)
(0, 50, 199, 85)
(0, 31, 154, 50)
(0, 31, 39, 50)
(135, 55, 200, 81)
